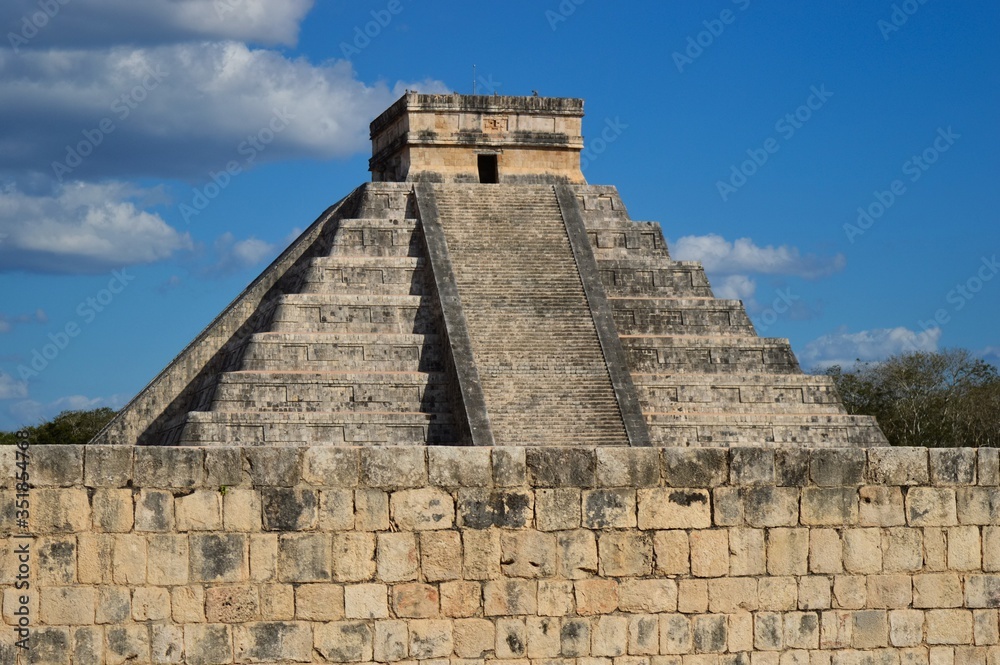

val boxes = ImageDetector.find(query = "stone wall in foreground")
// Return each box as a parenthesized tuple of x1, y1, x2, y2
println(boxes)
(2, 445, 999, 665)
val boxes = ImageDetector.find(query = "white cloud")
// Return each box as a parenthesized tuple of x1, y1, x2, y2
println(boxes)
(672, 233, 846, 279)
(0, 43, 448, 182)
(0, 372, 28, 399)
(8, 392, 128, 425)
(0, 181, 192, 273)
(2, 0, 314, 49)
(713, 274, 757, 303)
(800, 326, 942, 369)
(202, 232, 276, 276)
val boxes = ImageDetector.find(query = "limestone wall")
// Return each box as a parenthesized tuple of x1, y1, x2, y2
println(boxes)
(2, 445, 999, 664)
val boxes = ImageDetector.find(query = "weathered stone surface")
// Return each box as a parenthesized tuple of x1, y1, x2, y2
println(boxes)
(637, 488, 711, 529)
(457, 489, 533, 529)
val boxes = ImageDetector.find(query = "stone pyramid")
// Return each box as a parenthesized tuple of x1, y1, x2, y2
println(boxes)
(94, 93, 887, 447)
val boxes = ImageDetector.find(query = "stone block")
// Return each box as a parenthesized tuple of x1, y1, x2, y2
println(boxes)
(40, 586, 96, 624)
(191, 533, 248, 583)
(628, 614, 660, 655)
(689, 530, 729, 578)
(421, 530, 463, 581)
(457, 489, 533, 529)
(249, 533, 277, 582)
(924, 527, 949, 571)
(596, 448, 659, 487)
(32, 487, 90, 533)
(742, 486, 799, 527)
(575, 578, 618, 615)
(277, 533, 328, 582)
(408, 619, 453, 659)
(637, 488, 710, 529)
(429, 447, 491, 486)
(96, 586, 130, 624)
(315, 621, 373, 662)
(729, 448, 775, 485)
(729, 527, 766, 576)
(440, 580, 482, 617)
(233, 622, 312, 663)
(979, 448, 1000, 486)
(926, 609, 974, 644)
(147, 533, 189, 586)
(524, 616, 561, 658)
(135, 447, 203, 488)
(663, 448, 728, 487)
(560, 617, 591, 657)
(391, 487, 455, 530)
(204, 447, 245, 488)
(535, 580, 573, 618)
(134, 489, 173, 532)
(842, 528, 883, 574)
(592, 615, 629, 657)
(712, 487, 743, 526)
(930, 448, 977, 485)
(768, 528, 809, 576)
(261, 488, 317, 531)
(355, 489, 389, 531)
(677, 579, 709, 614)
(77, 532, 113, 584)
(819, 610, 852, 649)
(183, 624, 231, 665)
(775, 449, 811, 486)
(966, 576, 1000, 609)
(493, 447, 527, 487)
(958, 488, 1000, 525)
(32, 445, 83, 486)
(882, 527, 923, 572)
(707, 577, 757, 613)
(484, 579, 536, 615)
(496, 617, 527, 658)
(377, 532, 418, 582)
(107, 625, 151, 665)
(583, 489, 636, 528)
(150, 623, 183, 665)
(374, 619, 409, 662)
(654, 530, 690, 575)
(361, 447, 426, 488)
(502, 530, 557, 578)
(811, 448, 866, 486)
(867, 574, 913, 609)
(331, 532, 376, 582)
(303, 447, 358, 486)
(692, 614, 728, 653)
(345, 583, 388, 619)
(973, 609, 999, 645)
(392, 582, 439, 618)
(463, 528, 501, 580)
(759, 576, 797, 612)
(453, 618, 494, 658)
(176, 490, 223, 531)
(987, 527, 1000, 572)
(798, 575, 833, 610)
(859, 486, 905, 527)
(244, 447, 301, 486)
(867, 447, 929, 485)
(599, 531, 652, 577)
(112, 534, 146, 584)
(618, 578, 677, 613)
(889, 609, 925, 647)
(852, 610, 889, 648)
(536, 488, 581, 531)
(171, 586, 205, 623)
(84, 446, 132, 487)
(527, 448, 596, 487)
(948, 525, 982, 570)
(655, 613, 690, 655)
(36, 536, 76, 584)
(205, 585, 258, 623)
(295, 583, 344, 621)
(223, 488, 262, 531)
(801, 488, 859, 526)
(754, 612, 783, 650)
(914, 573, 963, 608)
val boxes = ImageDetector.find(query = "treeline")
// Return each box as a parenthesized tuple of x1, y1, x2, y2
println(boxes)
(824, 349, 1000, 448)
(0, 407, 116, 446)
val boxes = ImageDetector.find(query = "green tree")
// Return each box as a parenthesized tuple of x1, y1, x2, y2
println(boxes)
(823, 349, 1000, 447)
(0, 407, 117, 445)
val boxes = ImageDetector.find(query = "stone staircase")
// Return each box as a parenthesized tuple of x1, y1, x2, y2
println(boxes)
(569, 185, 887, 446)
(428, 184, 629, 446)
(177, 187, 459, 446)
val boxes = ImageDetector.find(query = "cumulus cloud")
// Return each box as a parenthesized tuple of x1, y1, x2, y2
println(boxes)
(0, 43, 447, 182)
(800, 327, 942, 369)
(0, 372, 28, 399)
(2, 0, 314, 49)
(672, 233, 846, 279)
(713, 274, 757, 303)
(202, 232, 276, 277)
(0, 181, 192, 273)
(8, 392, 127, 425)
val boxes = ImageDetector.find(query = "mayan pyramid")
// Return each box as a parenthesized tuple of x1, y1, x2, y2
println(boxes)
(93, 93, 887, 447)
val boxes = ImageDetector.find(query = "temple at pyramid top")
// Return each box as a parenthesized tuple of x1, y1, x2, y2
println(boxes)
(369, 93, 587, 184)
(93, 92, 887, 448)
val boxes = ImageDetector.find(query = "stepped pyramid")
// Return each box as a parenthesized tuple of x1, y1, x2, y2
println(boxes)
(94, 93, 887, 447)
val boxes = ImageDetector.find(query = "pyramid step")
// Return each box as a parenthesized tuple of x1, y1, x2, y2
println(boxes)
(598, 260, 714, 298)
(179, 410, 457, 445)
(271, 293, 441, 334)
(610, 297, 754, 335)
(299, 256, 428, 295)
(632, 372, 844, 404)
(211, 370, 451, 413)
(620, 335, 800, 373)
(240, 332, 444, 372)
(644, 412, 887, 447)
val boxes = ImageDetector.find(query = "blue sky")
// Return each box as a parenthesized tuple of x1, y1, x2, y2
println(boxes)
(0, 0, 997, 430)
